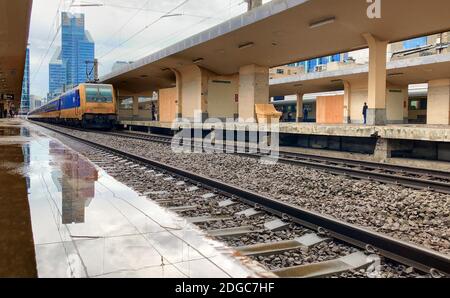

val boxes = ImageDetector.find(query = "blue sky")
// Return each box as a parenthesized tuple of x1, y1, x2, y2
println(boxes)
(29, 0, 273, 98)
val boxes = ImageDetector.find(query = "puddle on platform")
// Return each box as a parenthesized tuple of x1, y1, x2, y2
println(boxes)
(0, 120, 265, 278)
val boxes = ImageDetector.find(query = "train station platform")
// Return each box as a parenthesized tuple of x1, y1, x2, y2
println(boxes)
(118, 120, 450, 167)
(119, 120, 450, 142)
(0, 118, 269, 278)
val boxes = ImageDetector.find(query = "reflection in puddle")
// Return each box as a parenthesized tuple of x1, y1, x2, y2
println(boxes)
(0, 125, 30, 137)
(49, 141, 98, 224)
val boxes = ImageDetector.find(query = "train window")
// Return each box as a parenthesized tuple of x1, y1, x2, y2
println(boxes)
(119, 97, 133, 110)
(86, 85, 113, 103)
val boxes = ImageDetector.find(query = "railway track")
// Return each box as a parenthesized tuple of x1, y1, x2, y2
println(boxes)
(88, 128, 450, 195)
(34, 122, 450, 278)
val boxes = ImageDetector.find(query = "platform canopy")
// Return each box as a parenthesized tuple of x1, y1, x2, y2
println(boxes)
(269, 53, 450, 96)
(0, 0, 33, 107)
(101, 0, 450, 93)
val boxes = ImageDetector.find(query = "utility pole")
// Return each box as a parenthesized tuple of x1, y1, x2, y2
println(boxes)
(85, 59, 99, 83)
(93, 58, 99, 82)
(245, 0, 263, 11)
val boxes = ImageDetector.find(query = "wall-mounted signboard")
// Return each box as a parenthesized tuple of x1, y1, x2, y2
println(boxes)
(1, 94, 14, 100)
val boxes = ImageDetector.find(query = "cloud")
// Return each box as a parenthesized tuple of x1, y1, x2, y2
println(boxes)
(29, 0, 269, 98)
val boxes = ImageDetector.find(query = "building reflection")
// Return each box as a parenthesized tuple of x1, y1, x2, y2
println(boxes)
(49, 141, 98, 224)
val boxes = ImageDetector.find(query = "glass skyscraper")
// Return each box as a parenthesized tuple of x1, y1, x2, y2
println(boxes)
(20, 48, 30, 114)
(48, 12, 94, 98)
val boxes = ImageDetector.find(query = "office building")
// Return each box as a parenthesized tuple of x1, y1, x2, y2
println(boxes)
(48, 12, 94, 98)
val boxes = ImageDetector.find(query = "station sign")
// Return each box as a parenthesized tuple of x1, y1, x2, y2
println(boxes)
(1, 94, 14, 100)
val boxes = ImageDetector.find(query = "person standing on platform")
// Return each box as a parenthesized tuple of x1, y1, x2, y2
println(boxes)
(362, 102, 368, 124)
(303, 107, 308, 122)
(151, 102, 156, 121)
(9, 103, 15, 118)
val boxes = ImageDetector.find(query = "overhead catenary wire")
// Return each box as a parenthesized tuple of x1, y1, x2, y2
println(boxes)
(105, 0, 245, 64)
(95, 0, 153, 55)
(102, 2, 223, 19)
(30, 0, 66, 84)
(128, 17, 213, 62)
(98, 0, 191, 60)
(32, 0, 252, 91)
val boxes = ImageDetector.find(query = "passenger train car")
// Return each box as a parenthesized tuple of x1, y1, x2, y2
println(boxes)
(28, 83, 117, 129)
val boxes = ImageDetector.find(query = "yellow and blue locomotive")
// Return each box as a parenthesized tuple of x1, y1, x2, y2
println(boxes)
(28, 83, 117, 129)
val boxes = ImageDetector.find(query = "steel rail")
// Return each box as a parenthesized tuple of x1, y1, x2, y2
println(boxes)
(254, 154, 450, 194)
(115, 129, 450, 181)
(37, 123, 450, 277)
(276, 151, 450, 180)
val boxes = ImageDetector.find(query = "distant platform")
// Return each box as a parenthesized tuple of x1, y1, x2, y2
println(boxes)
(119, 120, 450, 143)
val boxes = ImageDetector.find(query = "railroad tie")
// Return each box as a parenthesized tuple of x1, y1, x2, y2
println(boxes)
(186, 216, 233, 224)
(218, 199, 237, 207)
(271, 251, 373, 278)
(234, 234, 328, 257)
(207, 226, 263, 238)
(264, 219, 290, 231)
(168, 205, 198, 212)
(235, 208, 263, 218)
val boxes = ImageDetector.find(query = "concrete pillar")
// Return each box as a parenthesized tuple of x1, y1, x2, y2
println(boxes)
(374, 138, 389, 162)
(171, 68, 182, 119)
(403, 88, 409, 124)
(343, 81, 351, 123)
(427, 79, 450, 125)
(363, 33, 388, 125)
(238, 64, 269, 121)
(132, 96, 139, 117)
(175, 65, 211, 121)
(296, 93, 304, 122)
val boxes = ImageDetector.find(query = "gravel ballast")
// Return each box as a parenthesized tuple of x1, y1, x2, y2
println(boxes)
(35, 124, 435, 278)
(37, 124, 450, 256)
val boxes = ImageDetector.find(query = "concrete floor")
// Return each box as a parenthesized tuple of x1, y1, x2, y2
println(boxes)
(0, 119, 268, 278)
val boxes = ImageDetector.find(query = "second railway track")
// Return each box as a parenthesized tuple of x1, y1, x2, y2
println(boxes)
(85, 127, 450, 195)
